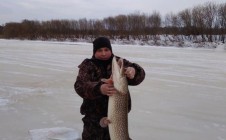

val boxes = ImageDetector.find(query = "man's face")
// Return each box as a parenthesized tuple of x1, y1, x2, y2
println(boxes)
(94, 47, 112, 60)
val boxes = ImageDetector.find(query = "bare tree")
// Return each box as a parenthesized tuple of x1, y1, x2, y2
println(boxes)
(179, 9, 192, 36)
(3, 22, 21, 38)
(127, 12, 146, 39)
(202, 2, 217, 42)
(114, 15, 128, 38)
(146, 11, 161, 36)
(218, 3, 226, 43)
(192, 5, 206, 41)
(164, 12, 181, 36)
(103, 17, 117, 37)
(92, 19, 104, 37)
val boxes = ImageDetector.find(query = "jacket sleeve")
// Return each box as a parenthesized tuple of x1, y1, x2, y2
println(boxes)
(74, 59, 103, 100)
(123, 58, 145, 86)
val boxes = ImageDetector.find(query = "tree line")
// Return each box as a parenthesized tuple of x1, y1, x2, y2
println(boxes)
(0, 2, 226, 43)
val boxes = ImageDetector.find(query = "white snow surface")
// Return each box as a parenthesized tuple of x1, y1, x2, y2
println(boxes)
(29, 127, 80, 140)
(0, 39, 226, 140)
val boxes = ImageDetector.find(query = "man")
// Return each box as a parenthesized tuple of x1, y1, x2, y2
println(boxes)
(74, 37, 145, 139)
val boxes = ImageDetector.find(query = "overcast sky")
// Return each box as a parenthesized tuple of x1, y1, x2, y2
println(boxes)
(0, 0, 225, 25)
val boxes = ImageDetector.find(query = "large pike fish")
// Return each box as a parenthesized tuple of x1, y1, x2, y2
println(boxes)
(108, 56, 130, 140)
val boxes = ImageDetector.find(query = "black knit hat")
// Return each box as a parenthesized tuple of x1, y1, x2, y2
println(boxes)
(93, 37, 112, 54)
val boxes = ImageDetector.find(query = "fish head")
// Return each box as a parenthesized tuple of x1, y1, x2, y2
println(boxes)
(112, 56, 128, 95)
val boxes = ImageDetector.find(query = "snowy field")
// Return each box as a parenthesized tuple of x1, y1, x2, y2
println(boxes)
(0, 39, 226, 140)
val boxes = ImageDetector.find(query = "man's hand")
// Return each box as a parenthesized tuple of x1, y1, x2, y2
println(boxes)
(99, 117, 111, 128)
(125, 67, 136, 79)
(100, 78, 117, 96)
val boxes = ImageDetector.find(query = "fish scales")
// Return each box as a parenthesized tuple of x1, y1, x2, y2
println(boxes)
(108, 56, 130, 140)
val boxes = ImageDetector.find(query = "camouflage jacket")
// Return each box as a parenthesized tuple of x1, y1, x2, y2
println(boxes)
(74, 55, 145, 119)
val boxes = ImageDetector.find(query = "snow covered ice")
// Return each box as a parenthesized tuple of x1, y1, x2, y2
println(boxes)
(29, 127, 80, 140)
(0, 39, 226, 140)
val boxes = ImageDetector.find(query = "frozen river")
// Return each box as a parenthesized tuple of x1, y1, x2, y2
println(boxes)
(0, 39, 226, 140)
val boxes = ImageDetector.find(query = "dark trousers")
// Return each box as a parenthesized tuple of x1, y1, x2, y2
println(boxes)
(82, 116, 110, 140)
